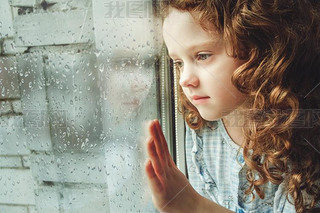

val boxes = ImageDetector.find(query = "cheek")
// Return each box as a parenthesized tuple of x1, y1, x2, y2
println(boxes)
(137, 73, 153, 90)
(130, 72, 153, 94)
(181, 87, 192, 101)
(109, 77, 129, 94)
(207, 73, 245, 106)
(222, 89, 247, 110)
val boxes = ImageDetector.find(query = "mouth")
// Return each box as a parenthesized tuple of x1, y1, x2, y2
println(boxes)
(122, 99, 141, 107)
(191, 96, 210, 104)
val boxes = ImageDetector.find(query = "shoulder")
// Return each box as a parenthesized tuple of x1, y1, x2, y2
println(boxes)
(274, 177, 320, 212)
(272, 181, 320, 212)
(273, 182, 296, 213)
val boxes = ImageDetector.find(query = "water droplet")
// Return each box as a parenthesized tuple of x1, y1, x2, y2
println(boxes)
(98, 63, 104, 73)
(81, 142, 85, 150)
(64, 64, 70, 71)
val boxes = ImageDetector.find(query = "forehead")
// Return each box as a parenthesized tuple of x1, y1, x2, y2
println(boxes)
(163, 8, 218, 33)
(99, 17, 162, 57)
(163, 8, 222, 57)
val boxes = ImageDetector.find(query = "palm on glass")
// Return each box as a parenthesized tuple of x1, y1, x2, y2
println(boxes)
(145, 120, 200, 213)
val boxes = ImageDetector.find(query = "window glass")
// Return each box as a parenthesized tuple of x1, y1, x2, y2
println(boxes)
(0, 0, 163, 212)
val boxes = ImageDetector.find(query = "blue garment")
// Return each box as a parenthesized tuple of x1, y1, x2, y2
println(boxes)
(185, 119, 296, 213)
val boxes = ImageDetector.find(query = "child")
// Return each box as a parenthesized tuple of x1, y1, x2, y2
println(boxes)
(145, 0, 320, 212)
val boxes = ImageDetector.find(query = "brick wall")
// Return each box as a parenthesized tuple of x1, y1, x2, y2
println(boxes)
(0, 1, 35, 212)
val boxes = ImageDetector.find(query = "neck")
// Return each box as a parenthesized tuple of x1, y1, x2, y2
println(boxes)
(221, 108, 246, 146)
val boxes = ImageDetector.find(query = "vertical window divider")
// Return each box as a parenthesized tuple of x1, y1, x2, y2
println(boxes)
(159, 45, 174, 160)
(159, 45, 186, 175)
(173, 64, 186, 175)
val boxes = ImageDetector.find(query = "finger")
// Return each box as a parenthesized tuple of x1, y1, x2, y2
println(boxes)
(145, 159, 163, 193)
(147, 137, 165, 176)
(153, 120, 174, 167)
(149, 120, 167, 163)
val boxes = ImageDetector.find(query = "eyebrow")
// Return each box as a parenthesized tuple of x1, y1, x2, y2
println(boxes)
(168, 39, 223, 59)
(111, 49, 138, 58)
(187, 39, 222, 51)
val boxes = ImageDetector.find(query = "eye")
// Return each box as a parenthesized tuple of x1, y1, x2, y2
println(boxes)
(173, 60, 184, 69)
(196, 53, 212, 61)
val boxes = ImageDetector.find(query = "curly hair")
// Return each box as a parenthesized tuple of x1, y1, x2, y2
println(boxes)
(161, 0, 320, 212)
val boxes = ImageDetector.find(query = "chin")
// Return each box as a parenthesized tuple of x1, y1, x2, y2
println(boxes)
(198, 111, 222, 122)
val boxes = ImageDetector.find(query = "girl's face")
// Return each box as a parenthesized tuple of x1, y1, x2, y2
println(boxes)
(99, 17, 161, 121)
(106, 60, 153, 116)
(163, 8, 247, 121)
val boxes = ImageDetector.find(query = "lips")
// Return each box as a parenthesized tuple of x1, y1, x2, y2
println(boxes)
(122, 99, 141, 106)
(192, 96, 209, 100)
(191, 95, 210, 104)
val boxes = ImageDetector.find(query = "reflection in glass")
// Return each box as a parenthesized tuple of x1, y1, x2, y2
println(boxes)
(93, 1, 162, 212)
(96, 13, 160, 212)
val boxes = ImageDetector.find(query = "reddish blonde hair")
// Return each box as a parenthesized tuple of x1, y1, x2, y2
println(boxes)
(161, 0, 320, 212)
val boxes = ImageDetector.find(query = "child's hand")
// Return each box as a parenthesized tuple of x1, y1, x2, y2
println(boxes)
(145, 120, 200, 213)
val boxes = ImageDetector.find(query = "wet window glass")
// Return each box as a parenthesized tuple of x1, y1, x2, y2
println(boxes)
(0, 0, 165, 212)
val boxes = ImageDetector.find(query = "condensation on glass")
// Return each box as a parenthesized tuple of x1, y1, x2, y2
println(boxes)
(0, 0, 163, 212)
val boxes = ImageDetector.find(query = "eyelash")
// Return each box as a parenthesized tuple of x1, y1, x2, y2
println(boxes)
(173, 53, 212, 69)
(196, 53, 212, 61)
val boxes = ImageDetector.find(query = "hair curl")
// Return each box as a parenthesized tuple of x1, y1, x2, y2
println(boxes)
(161, 0, 320, 212)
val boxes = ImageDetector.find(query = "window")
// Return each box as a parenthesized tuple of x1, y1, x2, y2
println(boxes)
(0, 0, 185, 212)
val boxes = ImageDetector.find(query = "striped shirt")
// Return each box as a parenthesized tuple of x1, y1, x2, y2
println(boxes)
(185, 119, 296, 213)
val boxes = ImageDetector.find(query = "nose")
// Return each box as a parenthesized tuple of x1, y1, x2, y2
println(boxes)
(179, 63, 199, 88)
(131, 75, 151, 92)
